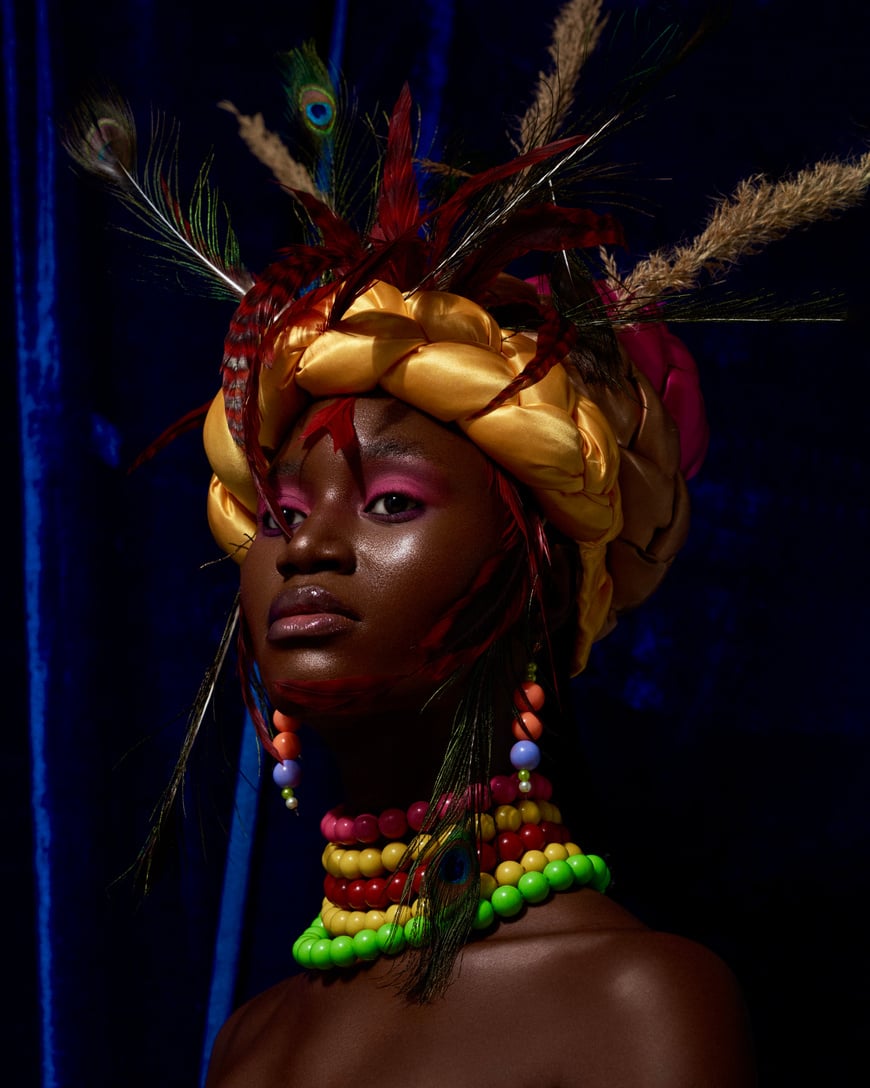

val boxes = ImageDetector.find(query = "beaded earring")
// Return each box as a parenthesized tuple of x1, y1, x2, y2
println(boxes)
(271, 709, 302, 810)
(510, 663, 546, 793)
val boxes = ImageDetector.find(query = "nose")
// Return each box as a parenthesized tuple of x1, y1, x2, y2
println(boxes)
(274, 503, 355, 576)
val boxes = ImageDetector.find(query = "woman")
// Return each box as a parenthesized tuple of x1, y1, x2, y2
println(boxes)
(59, 7, 868, 1083)
(199, 279, 756, 1085)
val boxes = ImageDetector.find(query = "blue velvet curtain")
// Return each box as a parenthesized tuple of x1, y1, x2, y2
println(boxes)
(6, 2, 869, 1085)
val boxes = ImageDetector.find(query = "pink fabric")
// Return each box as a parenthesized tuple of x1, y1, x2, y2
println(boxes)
(527, 276, 710, 479)
(614, 319, 709, 479)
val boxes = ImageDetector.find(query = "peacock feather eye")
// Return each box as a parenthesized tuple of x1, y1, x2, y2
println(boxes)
(300, 87, 336, 135)
(438, 842, 472, 885)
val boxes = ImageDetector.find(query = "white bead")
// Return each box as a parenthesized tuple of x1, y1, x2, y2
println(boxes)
(518, 780, 532, 793)
(285, 797, 299, 810)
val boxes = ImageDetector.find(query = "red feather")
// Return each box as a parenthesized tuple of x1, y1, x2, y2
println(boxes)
(301, 396, 358, 453)
(289, 189, 367, 266)
(470, 305, 578, 417)
(451, 205, 624, 301)
(222, 248, 337, 455)
(370, 84, 420, 243)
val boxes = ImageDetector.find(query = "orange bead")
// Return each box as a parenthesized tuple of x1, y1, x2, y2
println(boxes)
(273, 732, 302, 760)
(272, 710, 301, 732)
(514, 681, 545, 712)
(512, 711, 543, 741)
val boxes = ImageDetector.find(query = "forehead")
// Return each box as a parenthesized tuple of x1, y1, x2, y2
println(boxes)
(274, 395, 492, 477)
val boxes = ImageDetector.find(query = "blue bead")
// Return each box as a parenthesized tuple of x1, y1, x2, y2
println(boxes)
(509, 740, 541, 771)
(272, 759, 302, 788)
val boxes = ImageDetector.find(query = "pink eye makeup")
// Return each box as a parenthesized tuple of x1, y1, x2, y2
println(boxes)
(361, 466, 449, 522)
(257, 489, 308, 535)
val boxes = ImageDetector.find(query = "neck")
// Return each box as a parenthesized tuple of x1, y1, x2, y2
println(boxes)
(301, 665, 514, 812)
(316, 703, 457, 812)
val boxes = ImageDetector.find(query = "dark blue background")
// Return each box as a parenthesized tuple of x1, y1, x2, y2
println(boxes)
(6, 1, 869, 1084)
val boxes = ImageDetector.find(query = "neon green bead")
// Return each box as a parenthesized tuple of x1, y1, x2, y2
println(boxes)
(351, 928, 380, 961)
(376, 922, 406, 955)
(543, 859, 574, 892)
(293, 938, 316, 967)
(405, 915, 431, 948)
(329, 935, 357, 967)
(566, 853, 594, 885)
(491, 884, 524, 918)
(589, 854, 611, 892)
(518, 870, 550, 904)
(473, 899, 495, 930)
(309, 939, 334, 969)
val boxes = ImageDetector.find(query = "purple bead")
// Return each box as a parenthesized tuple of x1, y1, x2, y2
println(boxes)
(510, 740, 541, 771)
(273, 759, 302, 789)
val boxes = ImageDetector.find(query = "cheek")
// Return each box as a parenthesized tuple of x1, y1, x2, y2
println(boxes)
(239, 544, 275, 628)
(365, 515, 499, 612)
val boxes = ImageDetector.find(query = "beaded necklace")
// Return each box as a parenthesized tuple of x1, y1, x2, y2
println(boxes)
(292, 772, 610, 971)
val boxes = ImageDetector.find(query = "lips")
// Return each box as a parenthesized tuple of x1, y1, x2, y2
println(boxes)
(267, 585, 359, 641)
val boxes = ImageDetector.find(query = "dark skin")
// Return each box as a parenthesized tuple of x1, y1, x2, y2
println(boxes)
(208, 397, 756, 1087)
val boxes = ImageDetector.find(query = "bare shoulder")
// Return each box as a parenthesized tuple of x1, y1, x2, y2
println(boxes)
(204, 976, 303, 1088)
(465, 891, 757, 1087)
(547, 896, 756, 1086)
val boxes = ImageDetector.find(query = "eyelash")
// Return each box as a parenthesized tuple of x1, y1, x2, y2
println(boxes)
(258, 491, 423, 533)
(365, 492, 423, 521)
(259, 505, 306, 535)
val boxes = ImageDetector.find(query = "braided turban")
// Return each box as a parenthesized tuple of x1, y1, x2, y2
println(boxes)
(204, 281, 623, 673)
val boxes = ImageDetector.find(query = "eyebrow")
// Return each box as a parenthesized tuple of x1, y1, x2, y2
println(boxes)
(271, 436, 436, 479)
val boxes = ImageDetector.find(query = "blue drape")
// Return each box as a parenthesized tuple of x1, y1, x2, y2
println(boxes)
(6, 2, 869, 1085)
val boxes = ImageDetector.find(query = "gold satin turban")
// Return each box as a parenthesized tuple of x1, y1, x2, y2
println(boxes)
(203, 281, 623, 672)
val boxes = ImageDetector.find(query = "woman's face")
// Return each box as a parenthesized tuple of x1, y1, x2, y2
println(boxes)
(240, 396, 510, 711)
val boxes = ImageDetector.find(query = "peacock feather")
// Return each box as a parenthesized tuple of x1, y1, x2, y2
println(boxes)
(63, 91, 253, 301)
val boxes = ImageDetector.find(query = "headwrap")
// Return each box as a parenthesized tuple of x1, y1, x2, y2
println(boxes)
(204, 280, 622, 674)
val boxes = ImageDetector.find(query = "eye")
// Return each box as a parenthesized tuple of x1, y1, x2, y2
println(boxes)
(365, 492, 423, 519)
(259, 505, 306, 535)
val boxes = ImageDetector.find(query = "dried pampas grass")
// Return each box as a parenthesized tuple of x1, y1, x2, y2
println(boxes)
(623, 152, 870, 310)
